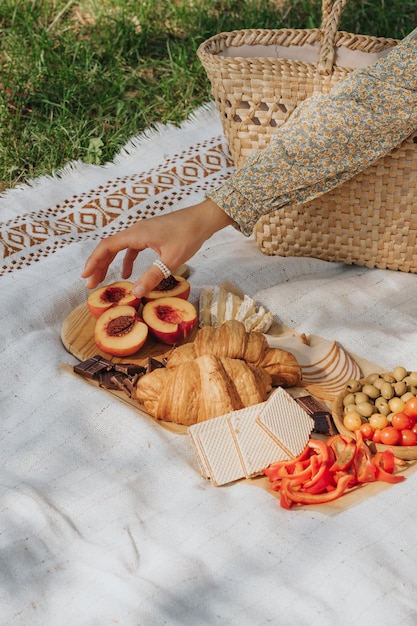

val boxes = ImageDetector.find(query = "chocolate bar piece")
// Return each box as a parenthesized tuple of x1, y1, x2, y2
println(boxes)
(296, 395, 328, 415)
(114, 362, 146, 376)
(295, 395, 336, 436)
(75, 354, 150, 399)
(146, 357, 165, 373)
(98, 370, 127, 390)
(74, 355, 113, 379)
(74, 355, 165, 401)
(109, 373, 136, 397)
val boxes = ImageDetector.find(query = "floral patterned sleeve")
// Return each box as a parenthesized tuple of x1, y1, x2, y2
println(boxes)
(207, 28, 417, 236)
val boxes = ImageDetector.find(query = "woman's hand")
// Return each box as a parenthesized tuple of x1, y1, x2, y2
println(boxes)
(81, 199, 236, 296)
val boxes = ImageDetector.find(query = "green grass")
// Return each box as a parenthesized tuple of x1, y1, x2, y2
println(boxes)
(0, 0, 415, 190)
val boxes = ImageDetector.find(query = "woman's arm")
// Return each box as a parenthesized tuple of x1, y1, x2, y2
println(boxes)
(81, 199, 235, 295)
(82, 28, 417, 294)
(207, 28, 417, 235)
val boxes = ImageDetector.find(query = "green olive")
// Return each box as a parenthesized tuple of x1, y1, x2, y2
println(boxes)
(345, 404, 361, 415)
(354, 391, 370, 404)
(372, 377, 385, 391)
(345, 379, 362, 393)
(380, 381, 395, 400)
(343, 393, 356, 407)
(365, 373, 381, 384)
(401, 392, 415, 403)
(361, 384, 380, 400)
(393, 381, 407, 397)
(382, 373, 396, 384)
(355, 401, 374, 418)
(392, 366, 407, 382)
(407, 372, 417, 386)
(375, 396, 390, 415)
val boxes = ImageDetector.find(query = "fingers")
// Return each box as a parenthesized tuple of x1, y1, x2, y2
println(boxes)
(121, 248, 140, 279)
(81, 200, 228, 291)
(81, 229, 143, 289)
(131, 262, 172, 298)
(81, 247, 119, 289)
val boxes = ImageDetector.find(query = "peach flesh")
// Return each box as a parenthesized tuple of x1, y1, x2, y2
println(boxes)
(142, 297, 197, 344)
(87, 281, 141, 318)
(100, 286, 127, 303)
(94, 305, 148, 356)
(142, 275, 190, 302)
(154, 304, 185, 324)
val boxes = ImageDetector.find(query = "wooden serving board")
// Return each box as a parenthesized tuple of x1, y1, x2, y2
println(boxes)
(61, 300, 197, 366)
(61, 297, 417, 459)
(61, 262, 194, 366)
(61, 301, 417, 508)
(60, 301, 195, 434)
(60, 299, 304, 432)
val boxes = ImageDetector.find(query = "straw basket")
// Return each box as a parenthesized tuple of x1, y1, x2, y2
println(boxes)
(198, 0, 417, 273)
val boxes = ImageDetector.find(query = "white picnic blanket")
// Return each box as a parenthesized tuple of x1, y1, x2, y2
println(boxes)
(1, 102, 417, 626)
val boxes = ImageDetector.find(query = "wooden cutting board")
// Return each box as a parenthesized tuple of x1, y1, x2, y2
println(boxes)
(60, 300, 194, 434)
(60, 291, 298, 432)
(61, 263, 194, 366)
(60, 297, 417, 507)
(60, 300, 197, 366)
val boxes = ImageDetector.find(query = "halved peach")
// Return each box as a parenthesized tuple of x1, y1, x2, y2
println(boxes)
(87, 281, 141, 319)
(94, 305, 148, 356)
(142, 275, 191, 302)
(142, 296, 197, 345)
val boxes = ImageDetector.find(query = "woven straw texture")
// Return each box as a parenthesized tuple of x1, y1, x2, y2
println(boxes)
(198, 0, 417, 272)
(254, 131, 417, 272)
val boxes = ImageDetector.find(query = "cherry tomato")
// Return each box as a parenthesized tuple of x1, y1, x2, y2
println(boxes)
(379, 426, 401, 446)
(404, 412, 417, 427)
(372, 428, 382, 444)
(359, 422, 374, 440)
(412, 422, 417, 435)
(400, 429, 417, 446)
(404, 397, 417, 419)
(391, 412, 413, 431)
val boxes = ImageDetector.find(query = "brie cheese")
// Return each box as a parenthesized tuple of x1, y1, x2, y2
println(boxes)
(235, 294, 256, 322)
(198, 285, 273, 333)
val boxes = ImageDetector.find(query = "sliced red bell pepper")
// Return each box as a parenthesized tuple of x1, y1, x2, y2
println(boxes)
(269, 466, 309, 491)
(374, 449, 395, 473)
(307, 438, 332, 462)
(303, 465, 336, 494)
(293, 460, 310, 474)
(266, 431, 407, 510)
(279, 479, 294, 510)
(277, 458, 311, 478)
(328, 433, 355, 455)
(373, 451, 406, 484)
(329, 439, 356, 472)
(354, 446, 377, 483)
(264, 443, 311, 481)
(351, 431, 377, 483)
(334, 463, 357, 488)
(282, 474, 352, 507)
(284, 463, 314, 485)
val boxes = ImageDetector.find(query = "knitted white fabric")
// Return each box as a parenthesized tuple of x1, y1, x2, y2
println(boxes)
(1, 102, 417, 626)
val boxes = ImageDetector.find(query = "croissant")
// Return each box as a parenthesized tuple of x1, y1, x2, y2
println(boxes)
(135, 354, 272, 425)
(166, 320, 302, 387)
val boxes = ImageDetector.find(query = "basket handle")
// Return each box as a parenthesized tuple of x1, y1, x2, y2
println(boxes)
(318, 0, 349, 74)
